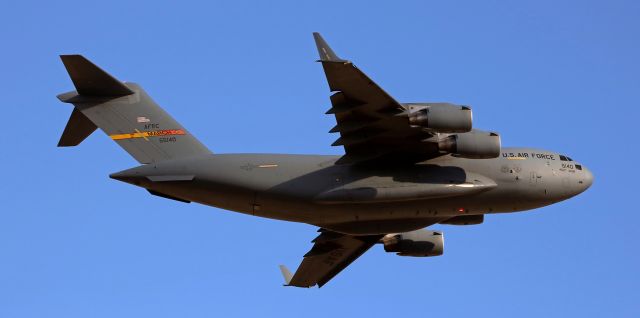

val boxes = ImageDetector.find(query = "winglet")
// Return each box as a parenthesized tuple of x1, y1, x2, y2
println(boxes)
(313, 32, 348, 62)
(60, 55, 134, 96)
(278, 265, 294, 286)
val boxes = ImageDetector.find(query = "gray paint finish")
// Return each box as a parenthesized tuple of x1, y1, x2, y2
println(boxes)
(109, 150, 592, 233)
(56, 34, 593, 288)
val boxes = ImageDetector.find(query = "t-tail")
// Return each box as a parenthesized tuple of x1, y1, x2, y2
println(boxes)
(57, 55, 211, 163)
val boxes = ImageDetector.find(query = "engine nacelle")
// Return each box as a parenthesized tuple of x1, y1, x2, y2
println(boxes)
(382, 229, 444, 257)
(438, 129, 501, 159)
(440, 214, 484, 225)
(408, 103, 472, 133)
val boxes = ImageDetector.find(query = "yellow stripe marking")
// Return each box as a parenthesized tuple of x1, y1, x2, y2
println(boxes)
(258, 164, 278, 168)
(110, 129, 186, 140)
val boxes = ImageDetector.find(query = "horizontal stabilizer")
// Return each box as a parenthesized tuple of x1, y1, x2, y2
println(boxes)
(60, 55, 134, 96)
(57, 108, 98, 147)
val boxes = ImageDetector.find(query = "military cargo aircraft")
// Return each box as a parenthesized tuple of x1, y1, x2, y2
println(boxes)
(56, 33, 593, 288)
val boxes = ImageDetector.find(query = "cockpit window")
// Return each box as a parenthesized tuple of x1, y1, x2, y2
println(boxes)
(560, 155, 574, 162)
(575, 164, 582, 170)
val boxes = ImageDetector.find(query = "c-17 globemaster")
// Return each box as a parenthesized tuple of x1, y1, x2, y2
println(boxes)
(56, 33, 593, 288)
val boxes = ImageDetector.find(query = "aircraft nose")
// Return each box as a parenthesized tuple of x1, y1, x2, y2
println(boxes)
(579, 165, 594, 191)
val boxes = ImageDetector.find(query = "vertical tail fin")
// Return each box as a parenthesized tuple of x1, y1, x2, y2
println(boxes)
(57, 55, 212, 164)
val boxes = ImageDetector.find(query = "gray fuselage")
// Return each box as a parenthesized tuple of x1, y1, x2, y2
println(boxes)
(111, 147, 593, 235)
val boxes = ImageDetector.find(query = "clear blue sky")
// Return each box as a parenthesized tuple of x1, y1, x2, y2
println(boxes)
(1, 0, 638, 317)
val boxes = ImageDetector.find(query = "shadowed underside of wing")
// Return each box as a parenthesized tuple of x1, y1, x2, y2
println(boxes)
(285, 229, 383, 288)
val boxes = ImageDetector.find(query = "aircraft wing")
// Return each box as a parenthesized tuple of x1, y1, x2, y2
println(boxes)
(313, 33, 439, 164)
(281, 229, 383, 288)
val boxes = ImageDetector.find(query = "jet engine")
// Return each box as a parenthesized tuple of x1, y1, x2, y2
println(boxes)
(408, 103, 472, 133)
(438, 129, 501, 159)
(382, 229, 444, 257)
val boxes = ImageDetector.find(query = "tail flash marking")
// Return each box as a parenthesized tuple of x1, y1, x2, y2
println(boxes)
(134, 129, 149, 141)
(110, 129, 186, 140)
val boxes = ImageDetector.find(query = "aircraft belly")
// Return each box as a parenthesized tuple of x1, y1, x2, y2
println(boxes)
(252, 188, 501, 226)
